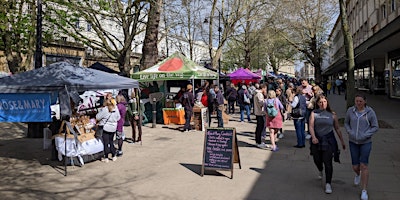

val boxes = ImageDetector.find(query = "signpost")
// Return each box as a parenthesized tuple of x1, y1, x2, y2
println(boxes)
(201, 127, 241, 179)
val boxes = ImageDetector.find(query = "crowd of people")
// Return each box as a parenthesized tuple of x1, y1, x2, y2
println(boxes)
(181, 77, 377, 200)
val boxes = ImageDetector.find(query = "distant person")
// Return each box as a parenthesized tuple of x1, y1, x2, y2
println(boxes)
(265, 90, 284, 152)
(291, 87, 307, 148)
(238, 85, 251, 122)
(179, 84, 194, 132)
(254, 84, 267, 148)
(96, 99, 121, 162)
(127, 89, 143, 144)
(285, 82, 295, 120)
(335, 78, 342, 95)
(309, 95, 346, 194)
(115, 94, 127, 157)
(226, 83, 237, 114)
(344, 94, 378, 200)
(214, 85, 225, 127)
(275, 88, 287, 139)
(300, 78, 314, 140)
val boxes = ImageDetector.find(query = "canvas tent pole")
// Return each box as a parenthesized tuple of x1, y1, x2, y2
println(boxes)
(63, 85, 68, 176)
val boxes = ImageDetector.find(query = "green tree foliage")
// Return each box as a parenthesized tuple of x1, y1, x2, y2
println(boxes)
(46, 0, 147, 75)
(0, 0, 36, 73)
(270, 0, 337, 83)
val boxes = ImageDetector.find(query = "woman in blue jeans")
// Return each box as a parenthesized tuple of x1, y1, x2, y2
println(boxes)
(345, 94, 378, 200)
(238, 85, 251, 122)
(291, 87, 307, 147)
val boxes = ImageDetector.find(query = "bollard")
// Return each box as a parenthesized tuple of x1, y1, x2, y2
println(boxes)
(152, 97, 156, 128)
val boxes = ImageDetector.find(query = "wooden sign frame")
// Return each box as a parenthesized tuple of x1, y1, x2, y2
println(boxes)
(201, 127, 241, 179)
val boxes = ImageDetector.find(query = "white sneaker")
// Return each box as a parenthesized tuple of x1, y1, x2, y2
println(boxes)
(361, 190, 368, 200)
(318, 171, 323, 179)
(112, 156, 117, 162)
(305, 134, 312, 139)
(101, 158, 109, 163)
(325, 183, 332, 194)
(278, 133, 284, 139)
(257, 143, 266, 148)
(354, 174, 361, 185)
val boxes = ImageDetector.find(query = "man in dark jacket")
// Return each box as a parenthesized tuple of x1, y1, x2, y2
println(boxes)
(214, 85, 225, 127)
(179, 84, 194, 132)
(225, 83, 237, 114)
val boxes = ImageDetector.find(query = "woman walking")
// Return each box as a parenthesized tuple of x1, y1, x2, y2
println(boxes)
(265, 90, 284, 152)
(96, 99, 121, 162)
(344, 94, 378, 200)
(115, 94, 127, 156)
(309, 95, 346, 194)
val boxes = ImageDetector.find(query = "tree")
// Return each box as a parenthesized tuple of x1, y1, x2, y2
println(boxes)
(162, 0, 205, 61)
(271, 0, 337, 83)
(205, 0, 242, 71)
(0, 0, 37, 73)
(46, 0, 147, 75)
(339, 0, 355, 108)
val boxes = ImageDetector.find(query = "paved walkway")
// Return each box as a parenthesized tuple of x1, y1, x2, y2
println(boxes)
(0, 92, 399, 200)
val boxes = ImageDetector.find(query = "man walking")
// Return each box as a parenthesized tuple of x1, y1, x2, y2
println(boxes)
(254, 84, 267, 148)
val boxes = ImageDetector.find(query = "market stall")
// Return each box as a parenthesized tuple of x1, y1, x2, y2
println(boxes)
(228, 67, 262, 85)
(132, 52, 218, 127)
(0, 61, 139, 174)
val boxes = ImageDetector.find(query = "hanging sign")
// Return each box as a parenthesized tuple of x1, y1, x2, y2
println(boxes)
(0, 93, 52, 122)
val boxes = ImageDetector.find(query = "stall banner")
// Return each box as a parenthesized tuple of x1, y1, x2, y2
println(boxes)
(0, 93, 52, 122)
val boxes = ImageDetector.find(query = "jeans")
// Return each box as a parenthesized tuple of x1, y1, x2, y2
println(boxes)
(240, 104, 251, 122)
(293, 118, 305, 146)
(184, 109, 193, 131)
(216, 106, 223, 127)
(349, 141, 372, 165)
(255, 115, 265, 144)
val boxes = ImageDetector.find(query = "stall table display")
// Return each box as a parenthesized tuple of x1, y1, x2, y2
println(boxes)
(53, 116, 103, 166)
(162, 108, 185, 125)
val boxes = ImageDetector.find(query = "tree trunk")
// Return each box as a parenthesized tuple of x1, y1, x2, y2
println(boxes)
(339, 0, 355, 108)
(140, 0, 162, 70)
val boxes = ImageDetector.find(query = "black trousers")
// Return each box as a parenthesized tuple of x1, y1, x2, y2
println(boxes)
(311, 143, 333, 184)
(102, 131, 116, 158)
(255, 115, 265, 144)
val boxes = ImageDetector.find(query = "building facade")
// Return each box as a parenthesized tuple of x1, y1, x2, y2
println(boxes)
(323, 0, 400, 98)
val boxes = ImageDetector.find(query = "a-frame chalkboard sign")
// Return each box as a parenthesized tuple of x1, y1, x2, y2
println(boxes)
(201, 127, 241, 179)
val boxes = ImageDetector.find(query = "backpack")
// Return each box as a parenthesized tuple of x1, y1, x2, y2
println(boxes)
(267, 99, 278, 117)
(243, 93, 251, 104)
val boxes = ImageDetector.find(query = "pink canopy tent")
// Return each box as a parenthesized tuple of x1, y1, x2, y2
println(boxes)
(228, 68, 261, 85)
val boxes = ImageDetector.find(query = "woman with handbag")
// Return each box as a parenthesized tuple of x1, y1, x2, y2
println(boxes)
(290, 87, 307, 148)
(96, 99, 120, 163)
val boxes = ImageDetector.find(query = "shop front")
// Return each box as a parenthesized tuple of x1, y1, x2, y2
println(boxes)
(388, 49, 400, 98)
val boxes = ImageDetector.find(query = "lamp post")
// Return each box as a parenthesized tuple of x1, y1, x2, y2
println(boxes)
(35, 0, 42, 69)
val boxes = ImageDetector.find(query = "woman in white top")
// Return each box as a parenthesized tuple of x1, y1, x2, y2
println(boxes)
(96, 99, 120, 162)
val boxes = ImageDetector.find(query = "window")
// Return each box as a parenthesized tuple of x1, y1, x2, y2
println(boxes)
(75, 21, 80, 28)
(61, 37, 67, 41)
(381, 4, 386, 19)
(391, 0, 396, 12)
(87, 22, 92, 31)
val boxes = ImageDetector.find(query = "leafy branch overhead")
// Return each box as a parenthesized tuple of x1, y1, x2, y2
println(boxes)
(46, 0, 148, 75)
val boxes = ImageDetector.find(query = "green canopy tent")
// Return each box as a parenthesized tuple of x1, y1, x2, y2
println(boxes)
(132, 52, 218, 125)
(131, 52, 218, 81)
